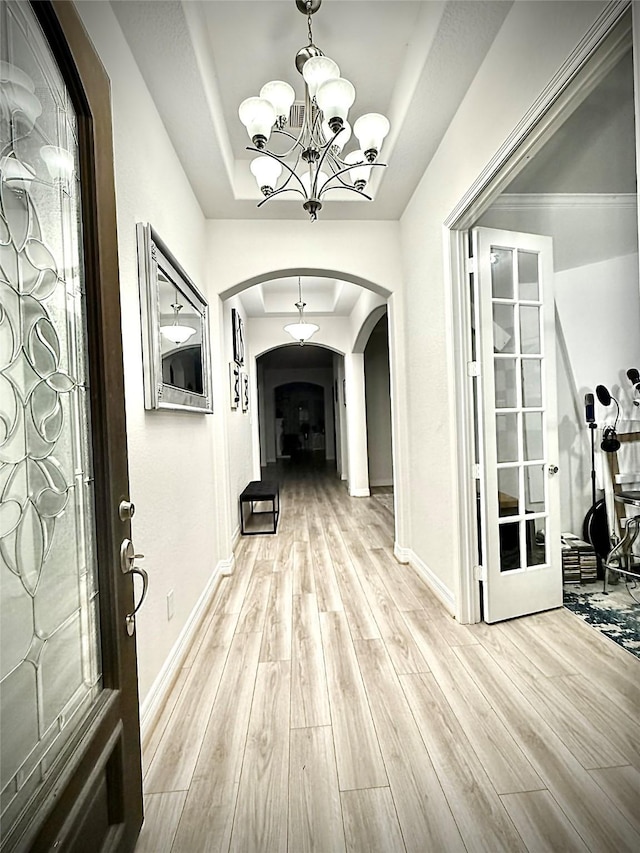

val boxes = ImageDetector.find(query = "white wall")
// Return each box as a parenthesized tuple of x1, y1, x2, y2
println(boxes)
(399, 0, 609, 605)
(365, 317, 393, 487)
(76, 1, 232, 706)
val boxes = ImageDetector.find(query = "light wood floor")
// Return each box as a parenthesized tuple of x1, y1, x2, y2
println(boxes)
(136, 466, 640, 853)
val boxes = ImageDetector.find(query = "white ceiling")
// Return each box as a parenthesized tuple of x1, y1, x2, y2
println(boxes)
(110, 0, 513, 221)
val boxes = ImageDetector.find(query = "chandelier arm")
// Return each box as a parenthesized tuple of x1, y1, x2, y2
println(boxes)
(269, 127, 307, 158)
(319, 161, 387, 192)
(256, 185, 306, 207)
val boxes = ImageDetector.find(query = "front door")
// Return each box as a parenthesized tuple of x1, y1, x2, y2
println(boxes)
(472, 227, 562, 623)
(1, 2, 143, 850)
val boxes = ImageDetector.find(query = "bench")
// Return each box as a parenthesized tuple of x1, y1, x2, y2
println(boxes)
(239, 480, 280, 535)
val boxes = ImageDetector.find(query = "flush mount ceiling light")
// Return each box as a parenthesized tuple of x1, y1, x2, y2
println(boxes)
(284, 277, 319, 345)
(239, 0, 390, 221)
(160, 291, 197, 345)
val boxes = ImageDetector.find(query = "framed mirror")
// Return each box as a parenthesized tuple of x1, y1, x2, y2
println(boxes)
(137, 223, 213, 412)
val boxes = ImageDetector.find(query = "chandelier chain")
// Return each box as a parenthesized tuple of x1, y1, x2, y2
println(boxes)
(307, 5, 313, 45)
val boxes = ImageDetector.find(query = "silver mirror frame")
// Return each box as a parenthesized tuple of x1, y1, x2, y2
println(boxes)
(137, 222, 213, 413)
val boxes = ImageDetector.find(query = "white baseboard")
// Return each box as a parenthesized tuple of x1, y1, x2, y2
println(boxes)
(220, 553, 235, 577)
(370, 478, 393, 487)
(231, 524, 241, 550)
(350, 487, 371, 497)
(405, 548, 455, 616)
(140, 557, 229, 748)
(394, 542, 411, 563)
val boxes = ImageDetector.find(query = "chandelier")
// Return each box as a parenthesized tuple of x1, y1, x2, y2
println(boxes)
(284, 278, 319, 345)
(238, 0, 390, 221)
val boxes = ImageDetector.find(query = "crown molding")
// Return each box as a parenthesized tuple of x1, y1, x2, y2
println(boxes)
(491, 192, 637, 211)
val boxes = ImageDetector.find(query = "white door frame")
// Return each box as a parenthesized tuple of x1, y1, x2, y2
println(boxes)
(445, 1, 633, 624)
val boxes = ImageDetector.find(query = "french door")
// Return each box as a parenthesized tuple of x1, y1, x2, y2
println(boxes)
(473, 227, 562, 623)
(1, 2, 143, 850)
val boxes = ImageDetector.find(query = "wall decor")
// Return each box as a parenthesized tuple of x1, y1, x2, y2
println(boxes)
(137, 223, 213, 412)
(232, 307, 245, 366)
(230, 362, 240, 410)
(242, 372, 250, 412)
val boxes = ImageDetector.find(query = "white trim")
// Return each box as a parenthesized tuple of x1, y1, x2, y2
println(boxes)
(394, 542, 410, 564)
(491, 192, 637, 211)
(405, 548, 456, 616)
(349, 487, 371, 497)
(231, 524, 241, 550)
(369, 478, 393, 488)
(139, 558, 228, 747)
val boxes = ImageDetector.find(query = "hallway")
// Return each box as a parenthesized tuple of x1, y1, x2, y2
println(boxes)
(136, 470, 640, 852)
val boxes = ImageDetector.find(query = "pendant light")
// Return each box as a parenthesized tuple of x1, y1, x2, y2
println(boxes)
(160, 290, 197, 345)
(284, 277, 319, 345)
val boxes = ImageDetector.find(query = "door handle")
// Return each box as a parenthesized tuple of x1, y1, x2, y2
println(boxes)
(548, 465, 559, 475)
(120, 538, 148, 636)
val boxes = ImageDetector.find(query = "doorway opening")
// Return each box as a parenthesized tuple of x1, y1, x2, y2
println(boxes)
(449, 8, 639, 626)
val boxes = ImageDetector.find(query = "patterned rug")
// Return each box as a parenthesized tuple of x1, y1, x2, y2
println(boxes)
(563, 582, 640, 660)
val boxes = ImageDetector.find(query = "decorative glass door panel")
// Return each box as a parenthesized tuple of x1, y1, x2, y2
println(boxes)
(473, 228, 561, 623)
(1, 2, 101, 832)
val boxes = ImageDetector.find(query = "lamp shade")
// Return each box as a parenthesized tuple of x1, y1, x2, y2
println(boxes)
(322, 119, 351, 151)
(250, 156, 282, 193)
(300, 169, 330, 198)
(316, 78, 355, 129)
(260, 80, 295, 122)
(40, 145, 74, 181)
(284, 321, 319, 343)
(354, 113, 390, 159)
(344, 150, 372, 187)
(160, 323, 197, 345)
(302, 55, 340, 98)
(238, 97, 277, 144)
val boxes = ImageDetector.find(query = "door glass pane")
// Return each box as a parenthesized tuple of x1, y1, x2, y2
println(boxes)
(527, 519, 546, 567)
(495, 359, 517, 408)
(524, 465, 545, 514)
(0, 1, 101, 830)
(498, 468, 519, 517)
(521, 359, 542, 407)
(520, 305, 541, 354)
(518, 250, 539, 300)
(523, 412, 543, 460)
(490, 248, 513, 298)
(499, 522, 520, 572)
(496, 413, 518, 462)
(493, 303, 515, 353)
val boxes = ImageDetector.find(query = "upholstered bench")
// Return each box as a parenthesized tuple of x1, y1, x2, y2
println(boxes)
(239, 480, 280, 535)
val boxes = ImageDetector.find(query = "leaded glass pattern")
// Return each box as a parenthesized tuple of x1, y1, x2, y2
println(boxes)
(1, 0, 101, 831)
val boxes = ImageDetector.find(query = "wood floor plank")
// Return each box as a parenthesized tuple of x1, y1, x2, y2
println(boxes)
(307, 514, 344, 613)
(402, 610, 543, 794)
(399, 672, 527, 853)
(498, 615, 576, 677)
(235, 559, 273, 634)
(319, 611, 387, 791)
(367, 548, 426, 612)
(499, 790, 590, 852)
(144, 612, 238, 793)
(455, 643, 640, 852)
(142, 667, 188, 777)
(288, 726, 346, 853)
(341, 534, 429, 674)
(291, 594, 331, 728)
(323, 518, 380, 640)
(354, 639, 465, 853)
(135, 791, 187, 853)
(170, 631, 262, 853)
(550, 674, 640, 770)
(589, 765, 640, 835)
(229, 661, 291, 853)
(260, 563, 292, 662)
(293, 539, 316, 595)
(340, 788, 406, 853)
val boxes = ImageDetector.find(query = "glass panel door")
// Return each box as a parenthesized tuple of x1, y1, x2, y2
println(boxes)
(474, 227, 562, 622)
(1, 1, 101, 833)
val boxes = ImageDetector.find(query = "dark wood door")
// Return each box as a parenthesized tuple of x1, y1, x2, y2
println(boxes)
(0, 1, 143, 850)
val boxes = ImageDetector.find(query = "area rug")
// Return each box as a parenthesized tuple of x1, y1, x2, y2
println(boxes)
(563, 583, 640, 660)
